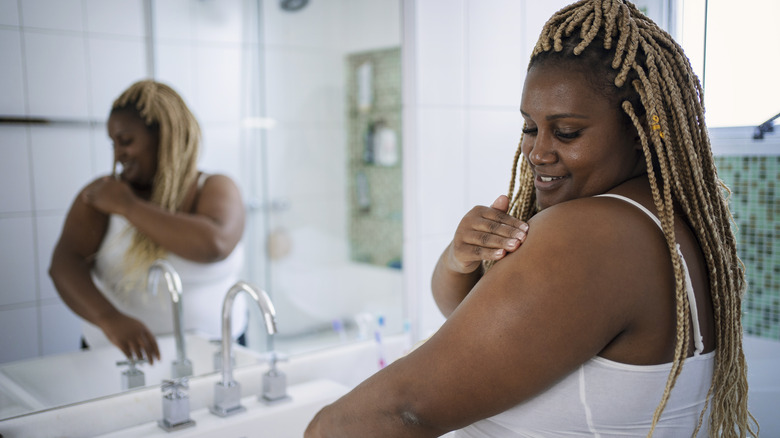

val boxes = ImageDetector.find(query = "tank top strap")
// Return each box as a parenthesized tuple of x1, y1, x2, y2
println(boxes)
(595, 193, 705, 355)
(197, 172, 210, 190)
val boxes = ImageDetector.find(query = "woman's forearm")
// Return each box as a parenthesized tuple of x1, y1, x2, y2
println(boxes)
(49, 246, 120, 328)
(431, 243, 482, 318)
(122, 198, 239, 263)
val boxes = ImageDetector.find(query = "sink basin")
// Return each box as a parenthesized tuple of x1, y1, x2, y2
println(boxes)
(97, 379, 349, 437)
(0, 332, 259, 415)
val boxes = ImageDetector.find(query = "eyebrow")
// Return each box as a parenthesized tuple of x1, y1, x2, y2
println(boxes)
(520, 110, 590, 121)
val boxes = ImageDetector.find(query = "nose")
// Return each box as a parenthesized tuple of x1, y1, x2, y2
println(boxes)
(524, 131, 557, 166)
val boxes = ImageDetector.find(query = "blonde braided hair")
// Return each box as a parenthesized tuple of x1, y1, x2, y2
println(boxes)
(111, 80, 200, 276)
(494, 1, 756, 436)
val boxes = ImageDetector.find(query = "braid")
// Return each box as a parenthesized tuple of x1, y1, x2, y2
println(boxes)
(111, 80, 200, 275)
(499, 1, 756, 435)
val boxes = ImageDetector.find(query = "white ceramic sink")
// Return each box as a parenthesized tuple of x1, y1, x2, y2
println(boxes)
(97, 379, 349, 438)
(0, 332, 259, 414)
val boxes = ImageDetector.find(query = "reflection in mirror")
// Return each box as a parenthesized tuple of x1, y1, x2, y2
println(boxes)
(0, 0, 402, 421)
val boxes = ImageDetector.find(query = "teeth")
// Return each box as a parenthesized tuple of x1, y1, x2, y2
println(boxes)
(540, 176, 558, 182)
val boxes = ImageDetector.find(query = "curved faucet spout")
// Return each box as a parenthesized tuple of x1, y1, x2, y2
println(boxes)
(148, 259, 190, 377)
(219, 281, 277, 386)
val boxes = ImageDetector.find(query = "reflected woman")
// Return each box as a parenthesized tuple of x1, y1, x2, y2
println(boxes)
(50, 80, 246, 364)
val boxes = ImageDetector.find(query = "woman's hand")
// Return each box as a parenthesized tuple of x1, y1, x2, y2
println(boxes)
(447, 195, 528, 274)
(82, 177, 137, 217)
(98, 311, 161, 364)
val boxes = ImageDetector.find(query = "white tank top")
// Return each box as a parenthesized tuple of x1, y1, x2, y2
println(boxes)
(83, 174, 247, 348)
(452, 194, 714, 437)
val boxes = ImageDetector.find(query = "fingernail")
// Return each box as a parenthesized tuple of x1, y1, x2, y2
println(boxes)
(513, 230, 526, 240)
(507, 239, 519, 248)
(495, 249, 504, 257)
(520, 223, 529, 232)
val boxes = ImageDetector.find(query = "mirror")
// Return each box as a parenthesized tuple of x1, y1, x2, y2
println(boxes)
(0, 0, 403, 420)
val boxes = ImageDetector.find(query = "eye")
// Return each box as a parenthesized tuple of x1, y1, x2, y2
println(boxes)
(521, 127, 537, 135)
(555, 130, 581, 140)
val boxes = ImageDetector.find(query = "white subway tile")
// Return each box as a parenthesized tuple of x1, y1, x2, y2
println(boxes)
(417, 108, 467, 237)
(40, 300, 83, 355)
(87, 37, 147, 119)
(265, 126, 346, 199)
(24, 32, 89, 119)
(193, 0, 247, 44)
(20, 0, 83, 32)
(415, 0, 465, 106)
(193, 45, 243, 123)
(154, 42, 196, 104)
(262, 0, 346, 49)
(344, 0, 401, 53)
(0, 307, 39, 363)
(465, 109, 524, 206)
(0, 126, 32, 213)
(152, 0, 194, 41)
(0, 29, 25, 115)
(198, 124, 242, 183)
(466, 0, 525, 108)
(0, 0, 19, 26)
(0, 217, 37, 306)
(264, 48, 345, 125)
(84, 0, 145, 37)
(30, 126, 92, 211)
(35, 214, 66, 301)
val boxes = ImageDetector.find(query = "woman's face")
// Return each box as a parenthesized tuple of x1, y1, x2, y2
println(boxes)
(107, 108, 159, 189)
(520, 63, 644, 210)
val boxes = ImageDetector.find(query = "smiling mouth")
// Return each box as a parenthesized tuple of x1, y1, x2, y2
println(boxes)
(539, 175, 563, 182)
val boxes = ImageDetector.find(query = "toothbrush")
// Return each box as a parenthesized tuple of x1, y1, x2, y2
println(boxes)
(375, 315, 386, 369)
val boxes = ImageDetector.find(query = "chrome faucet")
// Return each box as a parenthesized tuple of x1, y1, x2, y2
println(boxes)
(148, 259, 192, 379)
(210, 281, 278, 417)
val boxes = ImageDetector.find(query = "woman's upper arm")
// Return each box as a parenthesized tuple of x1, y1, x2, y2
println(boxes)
(194, 174, 245, 251)
(52, 182, 110, 267)
(389, 204, 635, 430)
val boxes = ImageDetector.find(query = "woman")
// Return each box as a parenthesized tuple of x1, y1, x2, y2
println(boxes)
(306, 0, 756, 436)
(49, 80, 246, 365)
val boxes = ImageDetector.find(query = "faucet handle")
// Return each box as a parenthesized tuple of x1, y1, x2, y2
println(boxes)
(116, 358, 147, 369)
(158, 377, 196, 431)
(161, 377, 189, 399)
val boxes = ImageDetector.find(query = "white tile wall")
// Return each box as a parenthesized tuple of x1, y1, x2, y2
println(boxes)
(194, 45, 243, 123)
(152, 0, 194, 41)
(29, 126, 93, 211)
(0, 217, 37, 306)
(0, 0, 20, 27)
(465, 109, 524, 207)
(466, 0, 525, 108)
(35, 213, 66, 301)
(23, 32, 90, 119)
(0, 29, 25, 114)
(0, 126, 32, 213)
(0, 306, 39, 363)
(416, 107, 466, 238)
(154, 42, 196, 101)
(20, 0, 84, 32)
(40, 300, 82, 356)
(87, 37, 147, 118)
(262, 0, 346, 49)
(264, 48, 345, 125)
(84, 0, 145, 37)
(415, 0, 465, 107)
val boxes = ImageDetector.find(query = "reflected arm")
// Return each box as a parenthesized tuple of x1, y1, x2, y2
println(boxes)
(49, 179, 160, 363)
(106, 174, 245, 263)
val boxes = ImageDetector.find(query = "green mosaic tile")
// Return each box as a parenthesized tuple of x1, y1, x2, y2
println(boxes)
(714, 156, 779, 341)
(346, 48, 403, 269)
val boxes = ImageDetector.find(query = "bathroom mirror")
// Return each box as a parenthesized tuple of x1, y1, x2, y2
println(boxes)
(0, 0, 403, 420)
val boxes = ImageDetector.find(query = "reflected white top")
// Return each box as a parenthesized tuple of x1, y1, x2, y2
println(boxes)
(452, 194, 714, 437)
(83, 176, 246, 348)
